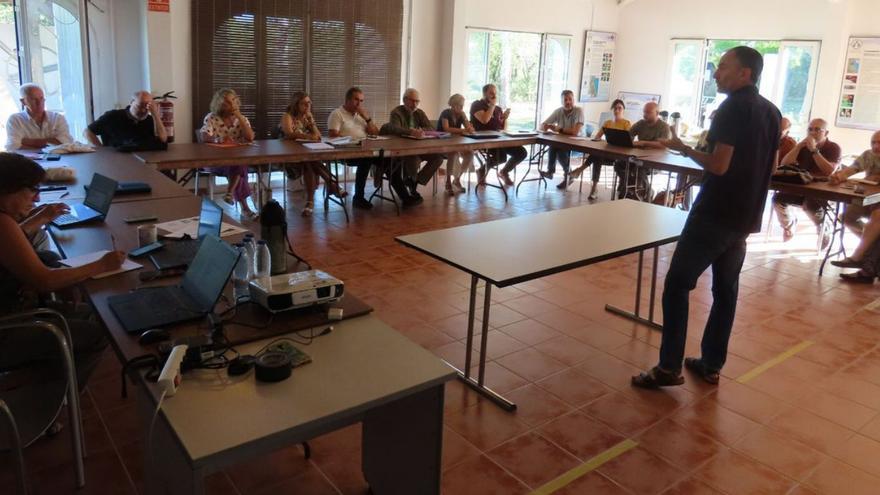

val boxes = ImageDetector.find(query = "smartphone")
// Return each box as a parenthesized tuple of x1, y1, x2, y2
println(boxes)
(123, 215, 158, 223)
(128, 242, 163, 258)
(46, 154, 61, 161)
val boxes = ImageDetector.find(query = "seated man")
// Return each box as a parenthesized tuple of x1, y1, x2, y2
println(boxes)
(778, 117, 796, 163)
(381, 88, 444, 199)
(470, 84, 527, 186)
(6, 83, 73, 151)
(540, 89, 585, 189)
(830, 130, 880, 278)
(614, 101, 671, 198)
(772, 118, 840, 244)
(85, 90, 167, 149)
(327, 87, 387, 210)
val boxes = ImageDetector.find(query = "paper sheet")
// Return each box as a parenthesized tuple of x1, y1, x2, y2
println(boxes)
(60, 250, 142, 279)
(155, 216, 247, 239)
(302, 142, 334, 151)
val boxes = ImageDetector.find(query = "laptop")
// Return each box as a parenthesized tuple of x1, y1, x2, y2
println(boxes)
(84, 181, 152, 195)
(149, 198, 223, 270)
(51, 173, 117, 228)
(108, 235, 239, 333)
(603, 127, 636, 148)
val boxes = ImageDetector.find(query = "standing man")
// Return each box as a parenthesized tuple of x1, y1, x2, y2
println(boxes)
(382, 88, 444, 198)
(328, 87, 381, 210)
(772, 117, 840, 244)
(6, 83, 73, 150)
(85, 90, 167, 148)
(632, 46, 781, 388)
(540, 89, 585, 189)
(470, 84, 527, 186)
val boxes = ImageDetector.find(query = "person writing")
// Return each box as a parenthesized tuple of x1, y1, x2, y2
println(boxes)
(0, 152, 124, 395)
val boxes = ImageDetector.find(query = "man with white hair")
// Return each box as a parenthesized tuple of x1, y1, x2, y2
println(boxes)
(85, 90, 167, 148)
(382, 88, 444, 200)
(5, 83, 73, 150)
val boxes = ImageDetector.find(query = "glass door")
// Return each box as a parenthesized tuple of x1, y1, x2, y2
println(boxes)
(538, 34, 571, 125)
(771, 41, 821, 137)
(18, 0, 89, 140)
(0, 0, 20, 146)
(665, 39, 704, 127)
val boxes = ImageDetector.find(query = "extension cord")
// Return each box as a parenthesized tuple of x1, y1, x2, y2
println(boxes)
(157, 344, 188, 397)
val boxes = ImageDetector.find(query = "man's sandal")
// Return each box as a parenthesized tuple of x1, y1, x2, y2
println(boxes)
(684, 357, 720, 385)
(631, 366, 685, 389)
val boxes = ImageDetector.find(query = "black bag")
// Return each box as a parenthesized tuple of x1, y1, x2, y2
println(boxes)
(772, 165, 813, 185)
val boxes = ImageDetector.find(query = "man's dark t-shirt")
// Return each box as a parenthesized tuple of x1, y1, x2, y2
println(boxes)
(88, 109, 162, 148)
(691, 85, 781, 234)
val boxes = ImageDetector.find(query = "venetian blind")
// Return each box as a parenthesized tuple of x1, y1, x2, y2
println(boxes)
(192, 0, 403, 139)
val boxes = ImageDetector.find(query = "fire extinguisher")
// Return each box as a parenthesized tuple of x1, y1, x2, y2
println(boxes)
(155, 91, 177, 143)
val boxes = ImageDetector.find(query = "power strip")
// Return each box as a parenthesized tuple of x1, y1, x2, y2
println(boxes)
(157, 344, 188, 397)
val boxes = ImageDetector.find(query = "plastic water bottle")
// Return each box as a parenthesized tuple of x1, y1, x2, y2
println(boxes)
(231, 243, 250, 303)
(242, 234, 256, 280)
(255, 240, 272, 281)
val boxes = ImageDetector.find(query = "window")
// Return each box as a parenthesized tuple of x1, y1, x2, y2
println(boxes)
(666, 39, 820, 136)
(0, 0, 90, 146)
(192, 0, 403, 139)
(466, 29, 570, 132)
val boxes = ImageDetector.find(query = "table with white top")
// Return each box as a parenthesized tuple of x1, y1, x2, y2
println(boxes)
(396, 200, 689, 410)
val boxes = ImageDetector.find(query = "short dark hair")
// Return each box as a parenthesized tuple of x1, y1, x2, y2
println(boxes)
(729, 46, 763, 84)
(482, 83, 496, 95)
(561, 89, 574, 98)
(611, 98, 625, 109)
(345, 87, 363, 101)
(0, 153, 45, 196)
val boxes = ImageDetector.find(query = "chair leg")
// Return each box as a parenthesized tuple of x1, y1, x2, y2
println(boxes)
(0, 399, 27, 495)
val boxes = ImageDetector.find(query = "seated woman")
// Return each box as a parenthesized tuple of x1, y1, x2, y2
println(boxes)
(200, 88, 258, 220)
(0, 153, 124, 395)
(438, 93, 475, 194)
(279, 92, 346, 216)
(568, 99, 631, 199)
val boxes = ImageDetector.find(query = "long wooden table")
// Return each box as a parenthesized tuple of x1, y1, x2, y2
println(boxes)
(396, 200, 689, 410)
(41, 149, 191, 203)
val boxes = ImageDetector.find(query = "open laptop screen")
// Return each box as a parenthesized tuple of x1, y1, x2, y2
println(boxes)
(83, 173, 117, 215)
(196, 198, 223, 240)
(181, 235, 239, 312)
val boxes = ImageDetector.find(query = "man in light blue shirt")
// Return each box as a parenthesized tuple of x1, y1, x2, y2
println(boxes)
(5, 83, 73, 151)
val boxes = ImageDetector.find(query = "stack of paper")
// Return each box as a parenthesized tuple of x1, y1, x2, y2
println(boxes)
(155, 216, 248, 239)
(302, 142, 334, 151)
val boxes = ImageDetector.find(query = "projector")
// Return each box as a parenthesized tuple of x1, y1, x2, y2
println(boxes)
(248, 270, 344, 313)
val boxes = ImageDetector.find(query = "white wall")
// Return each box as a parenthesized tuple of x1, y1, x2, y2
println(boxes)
(615, 0, 878, 155)
(145, 0, 191, 142)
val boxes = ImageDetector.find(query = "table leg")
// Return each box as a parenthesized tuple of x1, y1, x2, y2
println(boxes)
(442, 277, 516, 411)
(605, 248, 663, 330)
(138, 386, 205, 495)
(362, 383, 444, 495)
(819, 201, 846, 276)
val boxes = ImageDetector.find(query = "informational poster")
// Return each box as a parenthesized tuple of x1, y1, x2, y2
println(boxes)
(579, 31, 616, 103)
(617, 92, 661, 123)
(836, 37, 880, 130)
(148, 0, 170, 13)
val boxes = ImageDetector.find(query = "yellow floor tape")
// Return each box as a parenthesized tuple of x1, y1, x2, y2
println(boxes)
(736, 340, 814, 384)
(529, 439, 638, 495)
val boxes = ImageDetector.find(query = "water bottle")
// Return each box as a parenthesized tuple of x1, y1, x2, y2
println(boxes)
(255, 240, 272, 281)
(260, 199, 288, 275)
(242, 234, 256, 280)
(231, 243, 250, 303)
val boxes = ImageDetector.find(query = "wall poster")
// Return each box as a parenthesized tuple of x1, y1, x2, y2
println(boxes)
(579, 30, 616, 103)
(836, 37, 880, 130)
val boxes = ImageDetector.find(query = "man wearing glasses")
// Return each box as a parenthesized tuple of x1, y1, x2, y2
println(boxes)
(772, 118, 841, 246)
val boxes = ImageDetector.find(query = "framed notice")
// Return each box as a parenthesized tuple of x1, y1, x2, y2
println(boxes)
(148, 0, 170, 12)
(579, 31, 616, 103)
(836, 37, 880, 130)
(617, 91, 661, 123)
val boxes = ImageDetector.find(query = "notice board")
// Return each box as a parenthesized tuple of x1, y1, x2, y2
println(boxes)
(836, 37, 880, 130)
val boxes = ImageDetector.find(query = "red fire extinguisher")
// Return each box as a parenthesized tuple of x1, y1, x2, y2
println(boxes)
(155, 91, 177, 143)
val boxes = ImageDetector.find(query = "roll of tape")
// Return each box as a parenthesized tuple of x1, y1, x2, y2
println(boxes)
(255, 351, 293, 382)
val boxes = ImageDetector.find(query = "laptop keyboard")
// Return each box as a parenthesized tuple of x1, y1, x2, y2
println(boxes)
(54, 213, 78, 225)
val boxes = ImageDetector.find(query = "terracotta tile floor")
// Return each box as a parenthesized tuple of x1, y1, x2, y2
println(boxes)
(5, 169, 880, 494)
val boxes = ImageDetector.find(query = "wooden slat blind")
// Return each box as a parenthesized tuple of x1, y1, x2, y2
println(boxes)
(192, 0, 402, 139)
